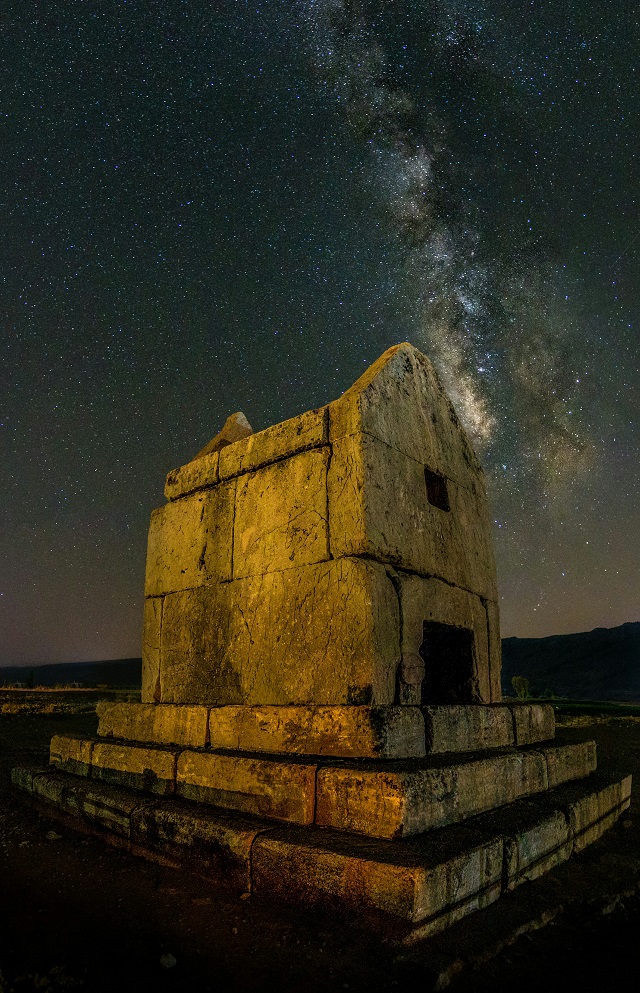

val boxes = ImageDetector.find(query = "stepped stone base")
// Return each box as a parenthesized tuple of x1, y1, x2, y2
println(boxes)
(11, 764, 631, 934)
(47, 733, 596, 837)
(11, 697, 631, 936)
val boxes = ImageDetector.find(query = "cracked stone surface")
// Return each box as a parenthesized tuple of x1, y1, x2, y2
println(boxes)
(141, 342, 501, 709)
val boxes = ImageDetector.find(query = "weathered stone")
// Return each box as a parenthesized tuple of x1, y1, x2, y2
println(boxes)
(564, 774, 632, 851)
(195, 411, 253, 459)
(50, 735, 93, 776)
(141, 596, 162, 703)
(131, 798, 267, 890)
(176, 750, 316, 824)
(424, 705, 514, 753)
(91, 742, 178, 795)
(159, 557, 400, 706)
(233, 449, 330, 578)
(251, 823, 503, 924)
(315, 750, 548, 839)
(11, 766, 48, 793)
(538, 740, 597, 788)
(471, 800, 573, 889)
(144, 481, 235, 597)
(207, 705, 425, 759)
(65, 779, 150, 838)
(97, 702, 209, 748)
(328, 344, 483, 490)
(397, 575, 491, 705)
(165, 451, 219, 502)
(511, 703, 555, 745)
(328, 433, 497, 601)
(218, 407, 328, 480)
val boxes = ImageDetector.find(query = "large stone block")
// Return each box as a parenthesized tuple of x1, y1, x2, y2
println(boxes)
(144, 481, 235, 597)
(207, 705, 426, 759)
(315, 750, 548, 839)
(565, 774, 632, 851)
(328, 432, 497, 600)
(164, 450, 219, 501)
(159, 557, 400, 706)
(471, 799, 572, 890)
(218, 406, 328, 480)
(176, 750, 317, 824)
(538, 740, 597, 788)
(91, 741, 178, 795)
(131, 799, 267, 891)
(50, 735, 93, 776)
(423, 705, 514, 753)
(328, 344, 482, 490)
(97, 702, 209, 748)
(251, 823, 503, 924)
(511, 703, 555, 745)
(233, 448, 330, 578)
(397, 575, 492, 704)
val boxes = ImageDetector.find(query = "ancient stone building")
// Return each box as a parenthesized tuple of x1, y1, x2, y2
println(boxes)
(143, 342, 500, 711)
(12, 343, 632, 938)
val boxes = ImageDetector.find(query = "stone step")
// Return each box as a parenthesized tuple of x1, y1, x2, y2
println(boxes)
(11, 764, 631, 933)
(48, 733, 596, 837)
(95, 701, 555, 759)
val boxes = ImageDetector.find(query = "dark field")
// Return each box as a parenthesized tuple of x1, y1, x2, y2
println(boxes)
(2, 711, 640, 993)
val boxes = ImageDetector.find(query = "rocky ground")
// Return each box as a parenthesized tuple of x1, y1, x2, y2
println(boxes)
(2, 711, 640, 993)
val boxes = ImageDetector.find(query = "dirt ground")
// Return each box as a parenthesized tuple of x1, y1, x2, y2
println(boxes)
(2, 712, 640, 993)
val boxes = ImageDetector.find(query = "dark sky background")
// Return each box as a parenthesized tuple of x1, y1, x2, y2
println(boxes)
(1, 0, 638, 666)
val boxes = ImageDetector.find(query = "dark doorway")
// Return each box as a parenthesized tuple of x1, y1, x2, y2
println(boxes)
(420, 621, 479, 704)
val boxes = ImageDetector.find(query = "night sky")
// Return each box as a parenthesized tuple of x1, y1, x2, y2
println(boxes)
(2, 1, 638, 666)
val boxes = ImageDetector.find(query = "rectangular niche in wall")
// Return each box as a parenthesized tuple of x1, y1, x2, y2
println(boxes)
(420, 621, 479, 704)
(424, 467, 450, 511)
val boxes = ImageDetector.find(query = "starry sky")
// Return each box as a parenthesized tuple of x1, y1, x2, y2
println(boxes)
(2, 0, 638, 666)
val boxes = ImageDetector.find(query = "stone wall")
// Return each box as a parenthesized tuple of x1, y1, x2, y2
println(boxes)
(142, 343, 501, 707)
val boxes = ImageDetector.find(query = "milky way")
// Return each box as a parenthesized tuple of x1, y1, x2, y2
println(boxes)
(301, 0, 592, 496)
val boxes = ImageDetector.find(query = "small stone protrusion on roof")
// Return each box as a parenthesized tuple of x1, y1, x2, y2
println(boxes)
(194, 412, 253, 460)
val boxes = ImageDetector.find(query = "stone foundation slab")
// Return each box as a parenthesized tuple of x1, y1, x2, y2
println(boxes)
(92, 701, 555, 758)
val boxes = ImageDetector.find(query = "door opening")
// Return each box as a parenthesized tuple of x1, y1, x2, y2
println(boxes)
(420, 621, 479, 704)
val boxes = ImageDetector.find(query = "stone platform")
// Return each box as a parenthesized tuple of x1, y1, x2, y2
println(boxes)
(11, 700, 631, 936)
(12, 760, 631, 937)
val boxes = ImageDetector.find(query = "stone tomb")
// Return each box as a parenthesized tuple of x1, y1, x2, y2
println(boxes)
(12, 343, 632, 936)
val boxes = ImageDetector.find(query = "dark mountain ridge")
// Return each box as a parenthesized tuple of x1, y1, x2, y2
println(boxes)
(0, 658, 141, 688)
(501, 621, 640, 701)
(1, 621, 638, 700)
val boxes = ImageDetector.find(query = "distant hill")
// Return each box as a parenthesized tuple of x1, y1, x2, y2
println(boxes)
(0, 658, 141, 688)
(502, 622, 640, 702)
(3, 622, 639, 700)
